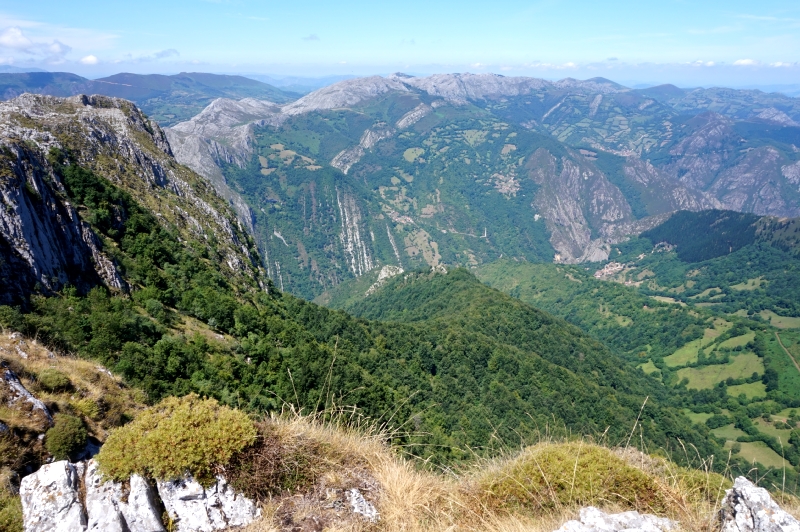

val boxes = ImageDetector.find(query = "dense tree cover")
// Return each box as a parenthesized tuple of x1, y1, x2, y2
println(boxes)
(640, 210, 760, 262)
(0, 163, 727, 467)
(474, 261, 707, 361)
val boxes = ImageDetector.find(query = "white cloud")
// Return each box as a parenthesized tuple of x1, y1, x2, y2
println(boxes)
(733, 59, 759, 66)
(80, 54, 98, 65)
(0, 26, 72, 64)
(302, 34, 319, 41)
(0, 27, 33, 50)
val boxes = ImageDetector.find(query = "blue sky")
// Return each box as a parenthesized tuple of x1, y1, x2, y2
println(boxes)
(1, 0, 800, 87)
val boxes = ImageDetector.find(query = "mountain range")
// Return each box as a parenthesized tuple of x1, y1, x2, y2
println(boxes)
(152, 72, 800, 298)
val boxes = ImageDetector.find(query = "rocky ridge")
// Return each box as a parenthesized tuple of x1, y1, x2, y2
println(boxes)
(0, 93, 264, 304)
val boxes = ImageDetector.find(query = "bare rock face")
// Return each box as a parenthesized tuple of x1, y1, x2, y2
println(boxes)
(21, 459, 258, 532)
(0, 93, 263, 302)
(554, 506, 677, 532)
(719, 476, 800, 532)
(84, 459, 165, 532)
(20, 461, 87, 532)
(157, 475, 260, 532)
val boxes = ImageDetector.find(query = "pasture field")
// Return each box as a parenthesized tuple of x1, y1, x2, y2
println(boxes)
(677, 352, 763, 390)
(638, 359, 661, 376)
(754, 419, 794, 443)
(761, 310, 800, 329)
(711, 424, 748, 441)
(718, 332, 756, 349)
(731, 441, 790, 470)
(682, 410, 713, 425)
(727, 382, 766, 399)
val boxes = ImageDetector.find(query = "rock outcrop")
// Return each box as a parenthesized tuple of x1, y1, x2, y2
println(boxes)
(0, 93, 264, 304)
(555, 507, 677, 532)
(719, 476, 800, 532)
(157, 475, 260, 532)
(20, 461, 87, 532)
(20, 459, 260, 532)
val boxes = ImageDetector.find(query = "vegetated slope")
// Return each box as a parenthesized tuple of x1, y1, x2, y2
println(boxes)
(172, 81, 711, 299)
(0, 94, 719, 468)
(474, 260, 708, 362)
(0, 93, 263, 307)
(334, 268, 721, 461)
(0, 71, 297, 125)
(472, 210, 800, 484)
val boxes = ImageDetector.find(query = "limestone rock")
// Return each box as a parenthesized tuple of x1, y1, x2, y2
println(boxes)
(346, 488, 379, 522)
(84, 459, 165, 532)
(2, 367, 53, 427)
(719, 476, 800, 532)
(20, 461, 87, 532)
(555, 506, 676, 531)
(157, 475, 260, 532)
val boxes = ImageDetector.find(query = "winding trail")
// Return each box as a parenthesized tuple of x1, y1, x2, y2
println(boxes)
(775, 331, 800, 374)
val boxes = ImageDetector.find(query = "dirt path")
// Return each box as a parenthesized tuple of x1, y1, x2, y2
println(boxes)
(775, 331, 800, 374)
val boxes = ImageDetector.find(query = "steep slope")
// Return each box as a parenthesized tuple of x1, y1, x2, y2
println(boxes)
(169, 75, 722, 298)
(0, 93, 263, 305)
(0, 72, 297, 126)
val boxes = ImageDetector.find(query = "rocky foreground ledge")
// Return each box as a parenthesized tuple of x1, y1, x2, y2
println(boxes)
(20, 460, 800, 532)
(20, 459, 260, 532)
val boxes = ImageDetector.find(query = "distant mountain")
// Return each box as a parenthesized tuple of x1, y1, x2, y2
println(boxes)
(0, 71, 298, 125)
(0, 65, 47, 73)
(164, 72, 800, 299)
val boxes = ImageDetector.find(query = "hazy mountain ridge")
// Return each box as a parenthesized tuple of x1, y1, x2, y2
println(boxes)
(0, 71, 297, 126)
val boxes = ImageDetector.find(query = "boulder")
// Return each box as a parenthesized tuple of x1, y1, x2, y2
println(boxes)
(720, 476, 800, 532)
(84, 459, 165, 532)
(20, 461, 87, 532)
(555, 506, 676, 532)
(157, 475, 260, 532)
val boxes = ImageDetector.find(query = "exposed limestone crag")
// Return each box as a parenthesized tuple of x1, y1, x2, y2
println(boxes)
(0, 93, 264, 302)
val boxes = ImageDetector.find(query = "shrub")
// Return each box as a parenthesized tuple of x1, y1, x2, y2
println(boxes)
(480, 443, 672, 515)
(97, 394, 256, 485)
(37, 369, 71, 392)
(45, 414, 87, 461)
(706, 414, 732, 430)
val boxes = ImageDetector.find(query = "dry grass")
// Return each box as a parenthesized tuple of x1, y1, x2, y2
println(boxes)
(0, 329, 146, 440)
(233, 412, 743, 532)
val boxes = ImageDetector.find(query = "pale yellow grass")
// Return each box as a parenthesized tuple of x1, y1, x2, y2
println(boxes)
(234, 413, 752, 532)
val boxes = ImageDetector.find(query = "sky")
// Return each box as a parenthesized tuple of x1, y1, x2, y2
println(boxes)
(1, 0, 799, 88)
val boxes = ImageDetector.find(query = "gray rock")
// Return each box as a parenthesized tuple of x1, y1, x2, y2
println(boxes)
(554, 506, 676, 532)
(720, 476, 800, 532)
(346, 488, 379, 522)
(2, 368, 53, 426)
(20, 461, 87, 532)
(84, 459, 165, 532)
(157, 475, 260, 532)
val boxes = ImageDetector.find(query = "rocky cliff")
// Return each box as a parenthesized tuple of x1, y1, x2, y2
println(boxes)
(0, 93, 264, 304)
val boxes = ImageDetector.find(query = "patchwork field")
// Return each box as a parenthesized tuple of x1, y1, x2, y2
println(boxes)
(760, 310, 800, 329)
(677, 352, 763, 390)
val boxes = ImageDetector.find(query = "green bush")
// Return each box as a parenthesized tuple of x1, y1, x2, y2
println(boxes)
(37, 369, 72, 392)
(481, 443, 672, 514)
(45, 414, 87, 461)
(97, 394, 256, 485)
